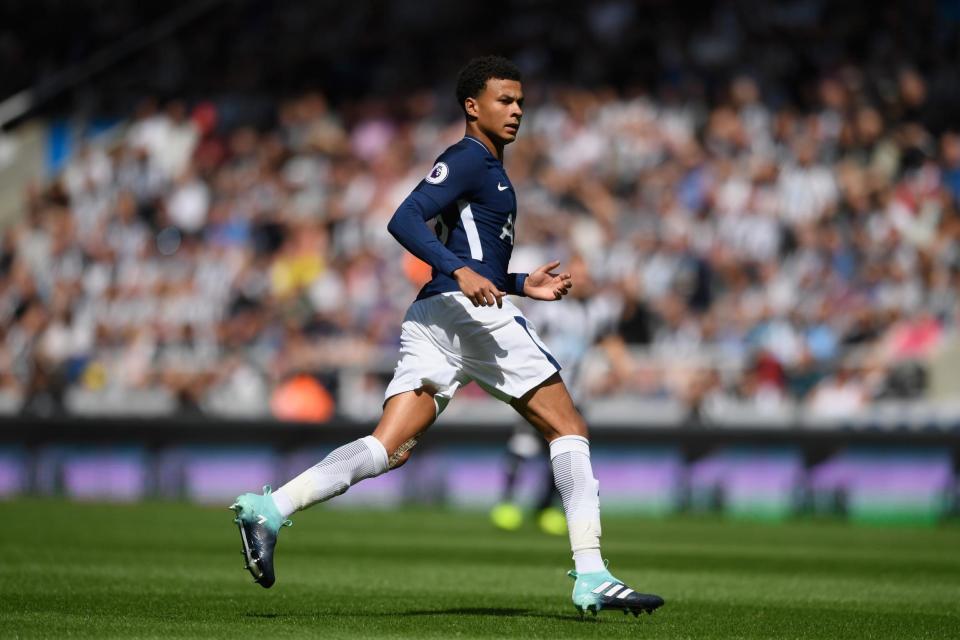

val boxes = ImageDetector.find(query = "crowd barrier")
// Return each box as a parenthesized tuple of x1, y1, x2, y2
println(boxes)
(2, 417, 957, 525)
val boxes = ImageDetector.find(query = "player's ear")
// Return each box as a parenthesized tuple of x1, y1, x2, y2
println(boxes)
(464, 96, 479, 121)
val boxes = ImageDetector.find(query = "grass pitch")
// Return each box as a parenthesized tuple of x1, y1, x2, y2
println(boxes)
(1, 500, 958, 639)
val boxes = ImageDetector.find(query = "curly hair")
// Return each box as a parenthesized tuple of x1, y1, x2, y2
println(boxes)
(455, 55, 522, 116)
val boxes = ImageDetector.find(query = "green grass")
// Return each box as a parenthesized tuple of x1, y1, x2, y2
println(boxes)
(1, 500, 959, 639)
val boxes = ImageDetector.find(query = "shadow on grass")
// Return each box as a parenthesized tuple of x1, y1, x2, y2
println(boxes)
(389, 607, 581, 622)
(244, 607, 605, 623)
(397, 606, 658, 623)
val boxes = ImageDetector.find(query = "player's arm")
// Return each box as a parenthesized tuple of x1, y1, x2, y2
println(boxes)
(387, 152, 505, 307)
(522, 260, 573, 301)
(387, 190, 467, 278)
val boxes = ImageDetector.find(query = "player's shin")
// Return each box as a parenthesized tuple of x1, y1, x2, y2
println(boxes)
(271, 435, 389, 517)
(549, 434, 605, 573)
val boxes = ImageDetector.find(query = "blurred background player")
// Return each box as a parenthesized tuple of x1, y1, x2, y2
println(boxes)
(490, 255, 631, 537)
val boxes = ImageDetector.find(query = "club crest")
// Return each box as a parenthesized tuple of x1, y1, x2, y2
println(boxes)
(425, 162, 449, 184)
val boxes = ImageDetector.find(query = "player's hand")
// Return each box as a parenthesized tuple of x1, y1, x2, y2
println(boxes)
(522, 260, 572, 301)
(453, 267, 506, 308)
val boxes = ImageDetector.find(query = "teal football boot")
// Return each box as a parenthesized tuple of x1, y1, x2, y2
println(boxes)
(229, 485, 292, 588)
(568, 564, 664, 618)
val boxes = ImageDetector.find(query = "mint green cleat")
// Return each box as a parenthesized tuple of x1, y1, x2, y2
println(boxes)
(568, 566, 664, 618)
(229, 485, 291, 588)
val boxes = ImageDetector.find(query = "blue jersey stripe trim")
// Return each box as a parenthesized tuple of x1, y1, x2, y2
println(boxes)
(514, 316, 561, 372)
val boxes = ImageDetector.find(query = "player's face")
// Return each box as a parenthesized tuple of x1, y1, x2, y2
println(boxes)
(471, 78, 524, 144)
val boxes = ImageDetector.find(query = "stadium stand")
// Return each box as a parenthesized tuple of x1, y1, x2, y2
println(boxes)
(1, 0, 960, 429)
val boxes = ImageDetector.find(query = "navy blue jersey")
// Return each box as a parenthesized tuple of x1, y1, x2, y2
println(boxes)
(387, 136, 527, 300)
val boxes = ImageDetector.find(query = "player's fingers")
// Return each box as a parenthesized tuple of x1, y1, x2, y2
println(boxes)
(494, 289, 505, 308)
(539, 260, 561, 273)
(469, 292, 480, 307)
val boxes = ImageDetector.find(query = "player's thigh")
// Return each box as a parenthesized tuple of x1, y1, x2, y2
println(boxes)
(373, 387, 438, 457)
(510, 372, 588, 441)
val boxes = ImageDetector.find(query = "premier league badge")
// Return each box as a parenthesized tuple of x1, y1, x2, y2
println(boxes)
(425, 162, 449, 184)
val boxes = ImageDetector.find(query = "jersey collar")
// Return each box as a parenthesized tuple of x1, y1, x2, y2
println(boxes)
(463, 135, 499, 160)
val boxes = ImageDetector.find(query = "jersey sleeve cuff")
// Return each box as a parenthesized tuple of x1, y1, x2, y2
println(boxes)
(506, 272, 528, 296)
(443, 257, 468, 278)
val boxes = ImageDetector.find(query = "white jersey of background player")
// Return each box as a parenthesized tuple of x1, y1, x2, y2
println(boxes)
(522, 256, 624, 404)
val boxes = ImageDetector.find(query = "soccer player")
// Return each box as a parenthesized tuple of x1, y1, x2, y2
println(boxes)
(230, 56, 664, 618)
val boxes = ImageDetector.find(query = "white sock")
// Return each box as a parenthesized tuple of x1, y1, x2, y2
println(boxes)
(550, 435, 606, 574)
(271, 436, 389, 518)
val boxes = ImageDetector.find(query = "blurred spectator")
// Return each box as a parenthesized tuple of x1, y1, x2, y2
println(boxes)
(808, 367, 869, 419)
(271, 374, 335, 423)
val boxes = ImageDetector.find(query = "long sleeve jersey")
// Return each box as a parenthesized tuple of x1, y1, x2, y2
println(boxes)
(387, 136, 527, 300)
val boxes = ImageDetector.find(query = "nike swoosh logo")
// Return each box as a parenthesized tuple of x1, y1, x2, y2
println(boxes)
(256, 515, 267, 525)
(497, 183, 509, 191)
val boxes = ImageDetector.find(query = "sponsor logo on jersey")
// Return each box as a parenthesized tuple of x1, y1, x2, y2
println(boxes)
(425, 162, 449, 184)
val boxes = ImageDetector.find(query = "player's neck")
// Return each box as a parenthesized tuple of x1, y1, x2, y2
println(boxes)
(464, 125, 504, 161)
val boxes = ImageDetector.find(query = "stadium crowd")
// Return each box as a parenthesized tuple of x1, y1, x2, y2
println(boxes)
(1, 2, 959, 421)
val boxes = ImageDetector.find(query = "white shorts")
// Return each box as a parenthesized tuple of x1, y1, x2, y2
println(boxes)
(384, 292, 561, 411)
